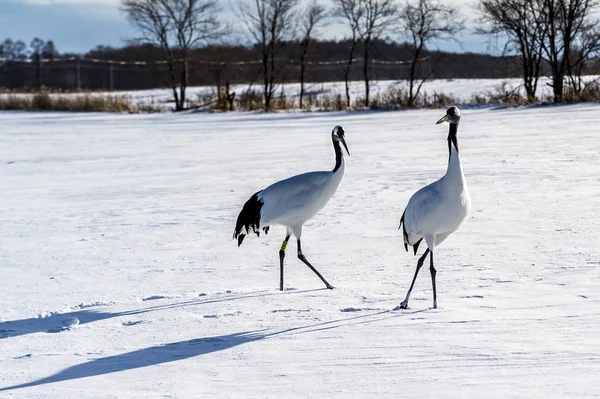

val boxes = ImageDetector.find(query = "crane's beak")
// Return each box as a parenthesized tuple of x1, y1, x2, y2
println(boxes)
(340, 136, 350, 156)
(436, 114, 449, 124)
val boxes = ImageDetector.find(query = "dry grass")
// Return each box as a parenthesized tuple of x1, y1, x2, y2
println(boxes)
(3, 79, 598, 114)
(563, 80, 600, 103)
(315, 94, 347, 111)
(484, 81, 527, 104)
(0, 90, 138, 113)
(236, 90, 264, 111)
(367, 87, 406, 109)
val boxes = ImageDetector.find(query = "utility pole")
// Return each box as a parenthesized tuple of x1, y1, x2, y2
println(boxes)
(76, 57, 81, 90)
(36, 56, 43, 89)
(109, 62, 114, 90)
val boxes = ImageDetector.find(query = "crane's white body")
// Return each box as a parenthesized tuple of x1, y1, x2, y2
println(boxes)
(259, 158, 345, 238)
(403, 144, 471, 250)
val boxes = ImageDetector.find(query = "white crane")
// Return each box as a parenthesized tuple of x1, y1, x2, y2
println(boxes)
(234, 125, 349, 291)
(397, 106, 471, 309)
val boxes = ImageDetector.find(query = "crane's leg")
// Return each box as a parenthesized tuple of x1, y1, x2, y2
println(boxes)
(279, 234, 290, 291)
(430, 251, 437, 309)
(397, 249, 430, 310)
(297, 239, 333, 289)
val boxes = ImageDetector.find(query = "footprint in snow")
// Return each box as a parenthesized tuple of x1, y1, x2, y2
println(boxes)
(339, 307, 383, 313)
(271, 308, 311, 313)
(203, 311, 243, 319)
(76, 301, 112, 309)
(224, 311, 242, 317)
(122, 321, 144, 326)
(47, 317, 80, 333)
(143, 295, 167, 301)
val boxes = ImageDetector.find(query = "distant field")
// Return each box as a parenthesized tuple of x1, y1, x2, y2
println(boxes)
(4, 76, 595, 111)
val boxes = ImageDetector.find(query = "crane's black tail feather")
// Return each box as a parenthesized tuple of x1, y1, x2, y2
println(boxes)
(234, 191, 264, 247)
(412, 238, 423, 255)
(399, 210, 409, 252)
(399, 210, 422, 255)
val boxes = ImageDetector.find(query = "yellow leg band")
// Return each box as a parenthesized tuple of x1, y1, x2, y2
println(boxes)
(280, 241, 288, 251)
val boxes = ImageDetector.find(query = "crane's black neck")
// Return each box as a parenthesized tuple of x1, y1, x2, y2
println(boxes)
(447, 123, 459, 161)
(333, 138, 343, 172)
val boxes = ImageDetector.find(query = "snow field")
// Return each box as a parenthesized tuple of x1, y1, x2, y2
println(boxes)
(0, 105, 599, 397)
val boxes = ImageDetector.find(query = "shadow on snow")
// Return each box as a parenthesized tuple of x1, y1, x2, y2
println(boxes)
(0, 288, 321, 339)
(0, 331, 265, 392)
(0, 289, 419, 392)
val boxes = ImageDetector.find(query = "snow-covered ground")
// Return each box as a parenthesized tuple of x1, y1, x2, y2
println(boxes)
(1, 105, 599, 397)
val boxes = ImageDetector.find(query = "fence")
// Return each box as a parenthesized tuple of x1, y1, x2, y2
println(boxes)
(0, 55, 429, 91)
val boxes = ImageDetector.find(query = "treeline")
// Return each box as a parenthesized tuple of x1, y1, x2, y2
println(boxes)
(0, 38, 524, 90)
(87, 40, 523, 85)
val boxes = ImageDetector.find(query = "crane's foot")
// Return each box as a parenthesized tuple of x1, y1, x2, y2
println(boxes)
(394, 300, 409, 310)
(325, 283, 334, 289)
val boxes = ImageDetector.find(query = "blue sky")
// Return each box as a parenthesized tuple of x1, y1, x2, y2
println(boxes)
(0, 0, 493, 55)
(0, 0, 129, 53)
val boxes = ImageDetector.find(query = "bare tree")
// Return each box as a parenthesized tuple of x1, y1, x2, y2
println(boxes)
(358, 0, 396, 107)
(237, 0, 299, 111)
(399, 0, 463, 107)
(476, 0, 545, 101)
(122, 0, 226, 111)
(30, 37, 45, 88)
(30, 38, 45, 60)
(478, 0, 600, 102)
(298, 0, 328, 108)
(333, 0, 363, 107)
(567, 28, 600, 93)
(42, 40, 59, 61)
(0, 39, 27, 62)
(534, 0, 600, 102)
(334, 0, 395, 108)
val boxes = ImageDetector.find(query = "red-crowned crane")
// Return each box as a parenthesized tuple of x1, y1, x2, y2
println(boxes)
(234, 126, 349, 291)
(398, 107, 471, 309)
